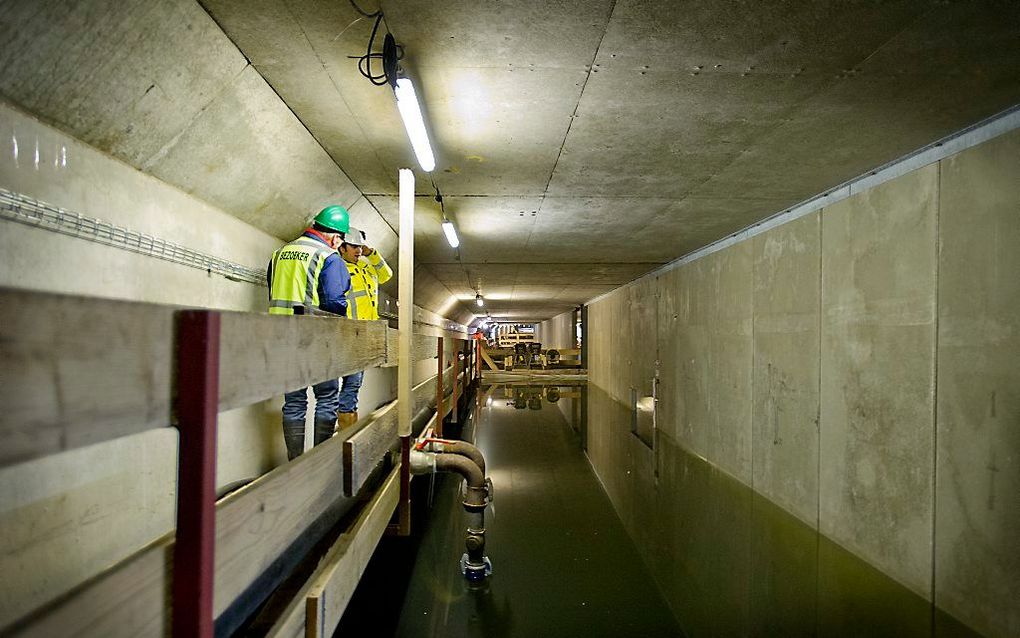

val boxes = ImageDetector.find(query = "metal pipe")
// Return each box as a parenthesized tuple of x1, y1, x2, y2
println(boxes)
(409, 449, 493, 581)
(423, 439, 486, 475)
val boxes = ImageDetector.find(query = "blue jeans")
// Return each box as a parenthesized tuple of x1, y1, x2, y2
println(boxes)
(338, 371, 364, 413)
(283, 378, 340, 423)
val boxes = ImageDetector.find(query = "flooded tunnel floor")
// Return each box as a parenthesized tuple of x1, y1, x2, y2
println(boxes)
(337, 388, 684, 638)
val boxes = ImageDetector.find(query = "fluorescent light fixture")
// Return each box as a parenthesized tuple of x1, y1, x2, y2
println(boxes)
(475, 293, 484, 307)
(442, 219, 460, 248)
(394, 78, 436, 172)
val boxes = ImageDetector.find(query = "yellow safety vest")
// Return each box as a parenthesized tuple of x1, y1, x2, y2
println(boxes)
(268, 236, 335, 315)
(344, 252, 392, 320)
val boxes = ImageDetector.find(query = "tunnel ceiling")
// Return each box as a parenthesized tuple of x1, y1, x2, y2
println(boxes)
(199, 0, 1020, 322)
(2, 1, 1018, 322)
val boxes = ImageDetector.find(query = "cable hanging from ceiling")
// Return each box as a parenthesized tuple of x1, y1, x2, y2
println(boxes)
(348, 0, 467, 288)
(347, 0, 402, 86)
(430, 175, 460, 249)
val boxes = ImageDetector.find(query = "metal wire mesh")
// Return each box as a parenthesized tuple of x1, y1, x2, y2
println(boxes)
(0, 187, 266, 285)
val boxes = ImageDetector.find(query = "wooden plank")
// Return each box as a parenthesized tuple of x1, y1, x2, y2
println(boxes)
(7, 433, 354, 637)
(217, 314, 387, 412)
(481, 370, 588, 386)
(486, 368, 587, 376)
(342, 367, 453, 496)
(411, 322, 469, 341)
(304, 464, 400, 638)
(384, 327, 397, 367)
(415, 334, 439, 363)
(200, 432, 355, 624)
(4, 536, 174, 637)
(451, 350, 460, 422)
(266, 465, 400, 638)
(382, 329, 438, 367)
(0, 289, 395, 468)
(480, 347, 501, 371)
(0, 288, 175, 468)
(396, 169, 415, 537)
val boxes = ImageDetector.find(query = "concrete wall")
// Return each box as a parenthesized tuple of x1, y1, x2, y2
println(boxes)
(0, 0, 481, 326)
(537, 309, 575, 350)
(537, 309, 579, 426)
(586, 127, 1019, 636)
(0, 101, 275, 626)
(0, 102, 404, 627)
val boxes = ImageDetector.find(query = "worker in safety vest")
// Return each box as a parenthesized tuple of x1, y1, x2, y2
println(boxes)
(267, 205, 352, 460)
(336, 227, 393, 430)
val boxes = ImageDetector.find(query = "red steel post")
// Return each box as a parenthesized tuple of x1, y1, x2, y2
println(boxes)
(173, 310, 221, 638)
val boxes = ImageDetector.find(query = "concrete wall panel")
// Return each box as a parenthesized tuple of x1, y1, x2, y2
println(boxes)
(537, 310, 575, 350)
(683, 244, 754, 483)
(0, 104, 285, 625)
(0, 0, 393, 253)
(751, 212, 820, 526)
(935, 128, 1020, 637)
(628, 277, 659, 403)
(588, 122, 1016, 634)
(144, 66, 362, 240)
(819, 165, 938, 597)
(0, 0, 247, 168)
(537, 309, 580, 426)
(655, 264, 688, 443)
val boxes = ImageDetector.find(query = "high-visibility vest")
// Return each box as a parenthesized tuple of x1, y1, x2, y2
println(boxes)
(268, 236, 336, 315)
(344, 252, 392, 320)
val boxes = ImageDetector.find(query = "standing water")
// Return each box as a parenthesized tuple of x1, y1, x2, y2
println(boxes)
(337, 385, 684, 637)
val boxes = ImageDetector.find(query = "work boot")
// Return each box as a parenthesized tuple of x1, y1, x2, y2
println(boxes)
(282, 419, 305, 461)
(336, 411, 358, 432)
(313, 418, 337, 446)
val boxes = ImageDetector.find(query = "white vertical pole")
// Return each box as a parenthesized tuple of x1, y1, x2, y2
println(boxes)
(398, 168, 414, 437)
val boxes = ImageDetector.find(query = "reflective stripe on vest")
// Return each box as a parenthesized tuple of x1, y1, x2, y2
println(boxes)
(347, 288, 370, 319)
(269, 237, 333, 315)
(344, 261, 378, 320)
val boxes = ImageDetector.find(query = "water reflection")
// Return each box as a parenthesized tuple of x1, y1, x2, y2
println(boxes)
(339, 382, 680, 638)
(586, 383, 980, 637)
(483, 385, 575, 410)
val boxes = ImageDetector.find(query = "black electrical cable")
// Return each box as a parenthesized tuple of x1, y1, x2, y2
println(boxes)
(347, 12, 404, 86)
(354, 14, 388, 85)
(431, 175, 445, 214)
(347, 0, 381, 18)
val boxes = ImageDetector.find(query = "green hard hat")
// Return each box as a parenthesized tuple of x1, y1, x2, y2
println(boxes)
(313, 205, 350, 233)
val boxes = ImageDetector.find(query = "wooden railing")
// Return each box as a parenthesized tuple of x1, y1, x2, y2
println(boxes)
(0, 287, 479, 637)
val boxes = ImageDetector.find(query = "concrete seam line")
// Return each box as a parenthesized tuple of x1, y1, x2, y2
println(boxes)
(585, 102, 1020, 307)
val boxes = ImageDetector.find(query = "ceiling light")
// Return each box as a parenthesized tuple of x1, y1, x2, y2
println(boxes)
(394, 77, 435, 172)
(475, 293, 484, 307)
(442, 219, 460, 248)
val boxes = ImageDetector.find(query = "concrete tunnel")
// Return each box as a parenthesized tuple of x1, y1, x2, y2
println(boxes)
(0, 1, 1018, 636)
